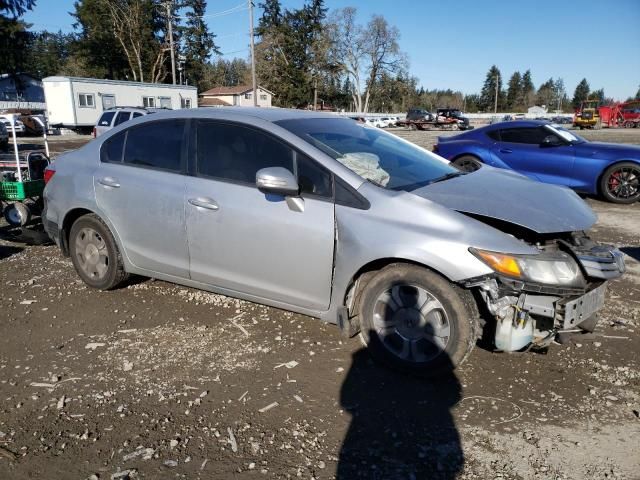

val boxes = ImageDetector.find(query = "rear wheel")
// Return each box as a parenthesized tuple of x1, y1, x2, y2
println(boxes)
(452, 155, 482, 172)
(69, 214, 129, 289)
(357, 264, 477, 375)
(600, 162, 640, 204)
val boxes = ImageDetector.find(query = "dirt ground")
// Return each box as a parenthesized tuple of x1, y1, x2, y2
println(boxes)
(0, 128, 639, 480)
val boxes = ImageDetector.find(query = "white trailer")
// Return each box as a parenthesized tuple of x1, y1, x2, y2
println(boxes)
(42, 76, 198, 132)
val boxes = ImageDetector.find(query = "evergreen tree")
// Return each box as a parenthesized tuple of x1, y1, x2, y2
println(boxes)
(479, 65, 503, 112)
(536, 77, 555, 109)
(181, 0, 217, 90)
(256, 0, 282, 36)
(572, 78, 590, 108)
(521, 69, 535, 107)
(70, 0, 132, 79)
(0, 0, 36, 74)
(506, 71, 522, 110)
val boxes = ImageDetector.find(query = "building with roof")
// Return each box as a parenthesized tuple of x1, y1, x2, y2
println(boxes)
(199, 85, 273, 108)
(0, 73, 46, 112)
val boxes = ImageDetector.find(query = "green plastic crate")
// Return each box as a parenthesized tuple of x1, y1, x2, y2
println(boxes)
(0, 180, 45, 200)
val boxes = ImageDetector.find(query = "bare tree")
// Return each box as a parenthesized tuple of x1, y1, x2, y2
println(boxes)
(104, 0, 169, 83)
(327, 8, 404, 113)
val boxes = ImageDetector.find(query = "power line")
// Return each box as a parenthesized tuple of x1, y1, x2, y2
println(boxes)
(175, 1, 248, 20)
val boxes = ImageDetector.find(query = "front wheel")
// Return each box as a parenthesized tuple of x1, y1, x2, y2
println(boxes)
(69, 214, 129, 289)
(600, 162, 640, 204)
(357, 264, 477, 375)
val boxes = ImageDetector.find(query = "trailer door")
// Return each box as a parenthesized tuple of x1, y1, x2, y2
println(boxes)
(102, 94, 116, 110)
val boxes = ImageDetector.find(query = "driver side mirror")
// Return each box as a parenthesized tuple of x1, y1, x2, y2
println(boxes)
(540, 135, 561, 147)
(256, 167, 299, 196)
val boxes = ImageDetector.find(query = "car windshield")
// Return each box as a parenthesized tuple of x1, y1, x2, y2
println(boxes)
(276, 118, 461, 191)
(546, 125, 586, 144)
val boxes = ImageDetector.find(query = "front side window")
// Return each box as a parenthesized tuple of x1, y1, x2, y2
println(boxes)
(123, 120, 185, 172)
(196, 120, 292, 183)
(297, 153, 332, 198)
(113, 111, 131, 126)
(277, 118, 459, 192)
(79, 93, 95, 108)
(143, 96, 155, 108)
(98, 111, 116, 126)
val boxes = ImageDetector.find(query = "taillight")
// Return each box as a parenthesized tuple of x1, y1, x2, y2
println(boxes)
(44, 164, 56, 184)
(92, 127, 96, 138)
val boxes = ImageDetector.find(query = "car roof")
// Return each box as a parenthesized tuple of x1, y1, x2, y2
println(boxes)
(144, 107, 339, 123)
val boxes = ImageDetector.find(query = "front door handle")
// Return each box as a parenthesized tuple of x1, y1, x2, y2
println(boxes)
(499, 148, 512, 154)
(98, 176, 120, 188)
(188, 197, 219, 211)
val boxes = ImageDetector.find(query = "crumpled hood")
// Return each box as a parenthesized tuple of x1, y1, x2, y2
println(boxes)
(412, 167, 596, 234)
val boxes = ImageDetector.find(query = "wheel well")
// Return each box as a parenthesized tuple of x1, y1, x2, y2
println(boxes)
(451, 153, 482, 163)
(60, 208, 93, 256)
(344, 258, 451, 315)
(596, 160, 640, 195)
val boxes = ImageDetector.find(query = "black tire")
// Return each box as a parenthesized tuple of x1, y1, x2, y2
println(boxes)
(599, 162, 640, 204)
(4, 202, 31, 226)
(452, 155, 482, 172)
(357, 264, 478, 376)
(69, 213, 129, 290)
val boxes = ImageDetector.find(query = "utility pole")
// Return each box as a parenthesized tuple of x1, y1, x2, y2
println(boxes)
(166, 1, 176, 85)
(249, 0, 257, 107)
(494, 74, 499, 114)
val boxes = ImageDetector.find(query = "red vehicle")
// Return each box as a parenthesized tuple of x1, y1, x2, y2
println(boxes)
(599, 100, 640, 128)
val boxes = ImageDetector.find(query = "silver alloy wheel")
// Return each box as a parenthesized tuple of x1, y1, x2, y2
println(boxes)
(372, 284, 451, 363)
(75, 227, 109, 280)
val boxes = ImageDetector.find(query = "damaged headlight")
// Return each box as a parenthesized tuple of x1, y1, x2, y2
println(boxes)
(470, 248, 585, 287)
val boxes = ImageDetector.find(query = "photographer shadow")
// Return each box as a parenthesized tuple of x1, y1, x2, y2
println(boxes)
(337, 344, 463, 479)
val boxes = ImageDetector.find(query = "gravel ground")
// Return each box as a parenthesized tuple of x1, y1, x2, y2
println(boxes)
(0, 129, 639, 479)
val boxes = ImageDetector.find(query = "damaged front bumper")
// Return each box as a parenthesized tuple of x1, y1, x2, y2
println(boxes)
(466, 242, 625, 352)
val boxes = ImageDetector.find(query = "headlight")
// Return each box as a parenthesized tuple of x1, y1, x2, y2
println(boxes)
(470, 248, 584, 287)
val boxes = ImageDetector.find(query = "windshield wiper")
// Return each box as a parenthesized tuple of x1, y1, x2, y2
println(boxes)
(391, 171, 465, 192)
(428, 171, 465, 184)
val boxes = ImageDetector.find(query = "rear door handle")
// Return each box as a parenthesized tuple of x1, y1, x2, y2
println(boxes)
(98, 176, 120, 188)
(499, 148, 512, 154)
(188, 197, 219, 211)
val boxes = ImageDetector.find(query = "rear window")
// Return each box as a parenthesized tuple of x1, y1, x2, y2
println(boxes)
(101, 131, 126, 163)
(123, 120, 185, 172)
(98, 111, 116, 127)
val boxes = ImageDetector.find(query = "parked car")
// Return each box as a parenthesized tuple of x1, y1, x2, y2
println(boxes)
(0, 123, 8, 150)
(435, 120, 640, 203)
(43, 109, 625, 374)
(94, 107, 152, 137)
(551, 116, 573, 125)
(406, 108, 434, 122)
(0, 115, 25, 135)
(365, 117, 386, 128)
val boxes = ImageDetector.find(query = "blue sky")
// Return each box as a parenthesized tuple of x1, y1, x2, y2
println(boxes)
(23, 0, 640, 99)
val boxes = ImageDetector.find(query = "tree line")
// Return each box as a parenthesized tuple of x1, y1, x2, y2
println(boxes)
(1, 0, 638, 113)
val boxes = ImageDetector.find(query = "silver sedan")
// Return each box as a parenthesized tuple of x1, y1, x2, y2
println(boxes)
(42, 108, 624, 375)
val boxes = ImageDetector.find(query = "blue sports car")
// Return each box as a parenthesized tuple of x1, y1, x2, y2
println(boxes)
(434, 120, 640, 203)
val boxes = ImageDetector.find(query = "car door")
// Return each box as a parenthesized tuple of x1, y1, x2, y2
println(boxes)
(184, 119, 335, 310)
(94, 119, 190, 277)
(491, 126, 576, 185)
